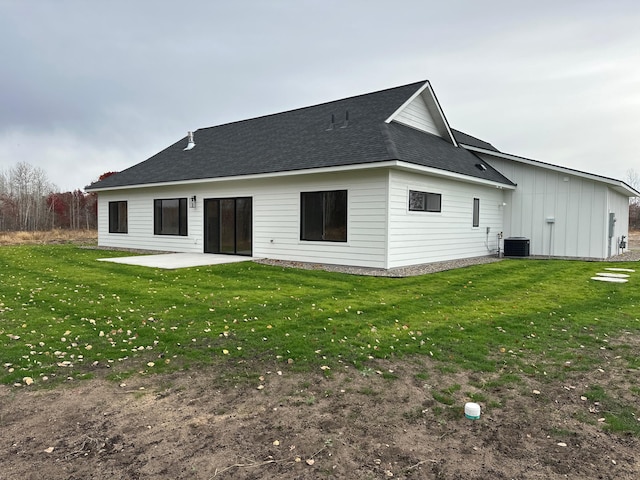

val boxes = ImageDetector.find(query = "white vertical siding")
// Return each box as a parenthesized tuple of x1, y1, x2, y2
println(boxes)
(392, 93, 440, 137)
(97, 169, 390, 268)
(481, 155, 611, 258)
(607, 188, 631, 256)
(386, 170, 505, 268)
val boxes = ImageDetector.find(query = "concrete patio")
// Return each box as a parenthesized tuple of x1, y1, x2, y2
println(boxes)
(97, 253, 256, 269)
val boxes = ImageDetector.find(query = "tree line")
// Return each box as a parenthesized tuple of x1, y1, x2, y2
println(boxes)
(0, 162, 114, 232)
(1, 161, 639, 232)
(628, 169, 640, 230)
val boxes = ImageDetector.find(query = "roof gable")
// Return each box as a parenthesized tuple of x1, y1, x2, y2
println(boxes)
(385, 81, 457, 146)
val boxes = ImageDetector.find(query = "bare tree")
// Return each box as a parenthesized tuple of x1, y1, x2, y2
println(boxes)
(0, 162, 55, 231)
(0, 162, 99, 232)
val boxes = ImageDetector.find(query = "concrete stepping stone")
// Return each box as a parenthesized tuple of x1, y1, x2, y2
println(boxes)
(591, 276, 628, 283)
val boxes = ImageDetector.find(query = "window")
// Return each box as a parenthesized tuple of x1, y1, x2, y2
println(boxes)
(108, 201, 128, 233)
(409, 190, 441, 212)
(300, 190, 347, 242)
(154, 198, 188, 236)
(472, 198, 480, 227)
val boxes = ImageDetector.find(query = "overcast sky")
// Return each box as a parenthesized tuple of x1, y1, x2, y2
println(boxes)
(1, 0, 639, 192)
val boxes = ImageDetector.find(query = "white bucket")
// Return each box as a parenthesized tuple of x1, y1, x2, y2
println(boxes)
(464, 402, 481, 420)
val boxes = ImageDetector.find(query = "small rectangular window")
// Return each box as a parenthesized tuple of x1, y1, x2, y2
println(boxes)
(409, 190, 441, 212)
(108, 201, 128, 233)
(473, 198, 480, 227)
(300, 190, 347, 242)
(154, 198, 188, 236)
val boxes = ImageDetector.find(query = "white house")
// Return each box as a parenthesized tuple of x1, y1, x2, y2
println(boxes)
(86, 80, 638, 268)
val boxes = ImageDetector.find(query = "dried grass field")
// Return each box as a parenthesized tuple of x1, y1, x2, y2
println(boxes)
(0, 229, 97, 246)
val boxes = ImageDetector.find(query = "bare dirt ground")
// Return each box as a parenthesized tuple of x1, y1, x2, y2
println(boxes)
(0, 231, 639, 479)
(1, 357, 639, 480)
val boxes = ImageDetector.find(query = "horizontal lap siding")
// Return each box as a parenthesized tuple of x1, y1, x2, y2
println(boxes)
(98, 170, 389, 268)
(253, 171, 388, 268)
(387, 170, 504, 268)
(98, 187, 203, 253)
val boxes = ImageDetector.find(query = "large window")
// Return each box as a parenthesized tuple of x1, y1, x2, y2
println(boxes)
(409, 190, 441, 212)
(472, 198, 480, 227)
(108, 201, 128, 233)
(154, 198, 188, 236)
(300, 190, 347, 242)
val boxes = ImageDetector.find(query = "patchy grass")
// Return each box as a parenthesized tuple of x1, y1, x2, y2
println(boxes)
(584, 385, 640, 435)
(1, 244, 640, 434)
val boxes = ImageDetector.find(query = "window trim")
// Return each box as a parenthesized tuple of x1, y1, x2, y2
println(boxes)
(108, 201, 128, 234)
(154, 198, 188, 236)
(472, 197, 480, 227)
(408, 190, 442, 213)
(300, 189, 348, 242)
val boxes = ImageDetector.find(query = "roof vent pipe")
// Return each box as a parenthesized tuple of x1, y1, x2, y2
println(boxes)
(340, 110, 349, 128)
(184, 131, 195, 151)
(326, 114, 335, 131)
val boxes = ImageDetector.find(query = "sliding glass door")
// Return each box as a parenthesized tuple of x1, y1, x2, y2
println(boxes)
(204, 197, 252, 255)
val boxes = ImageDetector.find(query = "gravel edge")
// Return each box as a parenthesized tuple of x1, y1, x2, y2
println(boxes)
(256, 249, 640, 278)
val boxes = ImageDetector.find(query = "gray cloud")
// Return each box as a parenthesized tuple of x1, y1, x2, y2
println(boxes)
(1, 0, 639, 191)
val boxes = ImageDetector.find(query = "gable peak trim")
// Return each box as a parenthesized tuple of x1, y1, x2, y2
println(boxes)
(385, 80, 458, 147)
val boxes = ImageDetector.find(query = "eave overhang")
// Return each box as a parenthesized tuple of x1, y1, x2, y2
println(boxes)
(86, 160, 515, 193)
(463, 145, 640, 198)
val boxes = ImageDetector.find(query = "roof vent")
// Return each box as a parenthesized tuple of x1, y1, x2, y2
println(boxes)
(340, 110, 350, 128)
(183, 131, 195, 151)
(326, 114, 335, 131)
(475, 163, 487, 171)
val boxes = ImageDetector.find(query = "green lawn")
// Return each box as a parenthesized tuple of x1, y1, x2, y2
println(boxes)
(1, 245, 639, 432)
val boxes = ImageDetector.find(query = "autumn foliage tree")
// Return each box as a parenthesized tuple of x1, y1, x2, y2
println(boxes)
(46, 190, 97, 230)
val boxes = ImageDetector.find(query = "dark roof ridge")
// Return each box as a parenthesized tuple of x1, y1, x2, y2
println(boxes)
(196, 80, 428, 132)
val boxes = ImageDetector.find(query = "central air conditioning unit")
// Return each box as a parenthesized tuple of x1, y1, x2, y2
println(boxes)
(504, 237, 530, 257)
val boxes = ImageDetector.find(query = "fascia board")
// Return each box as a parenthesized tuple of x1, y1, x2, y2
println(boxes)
(424, 82, 458, 147)
(86, 162, 402, 192)
(384, 82, 430, 124)
(87, 160, 514, 193)
(464, 145, 640, 198)
(390, 161, 515, 189)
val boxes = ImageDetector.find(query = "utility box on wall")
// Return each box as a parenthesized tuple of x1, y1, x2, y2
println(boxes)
(504, 237, 530, 257)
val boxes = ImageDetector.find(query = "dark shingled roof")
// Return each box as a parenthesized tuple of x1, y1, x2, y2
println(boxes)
(451, 129, 501, 152)
(87, 81, 514, 190)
